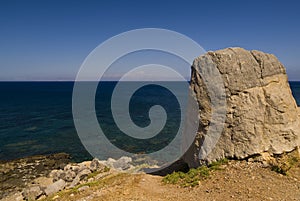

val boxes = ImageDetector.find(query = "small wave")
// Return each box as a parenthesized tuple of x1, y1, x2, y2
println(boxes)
(24, 126, 38, 131)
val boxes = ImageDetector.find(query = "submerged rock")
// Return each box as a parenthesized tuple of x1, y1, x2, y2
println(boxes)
(183, 47, 300, 167)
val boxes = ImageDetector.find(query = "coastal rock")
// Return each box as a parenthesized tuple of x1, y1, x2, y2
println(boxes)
(0, 192, 23, 201)
(1, 155, 114, 200)
(49, 169, 65, 182)
(113, 156, 132, 170)
(77, 168, 91, 180)
(32, 177, 53, 189)
(101, 157, 133, 170)
(69, 169, 91, 188)
(105, 158, 117, 167)
(22, 185, 43, 200)
(183, 47, 300, 167)
(90, 158, 106, 172)
(63, 164, 80, 174)
(44, 179, 66, 196)
(78, 161, 91, 172)
(64, 170, 76, 182)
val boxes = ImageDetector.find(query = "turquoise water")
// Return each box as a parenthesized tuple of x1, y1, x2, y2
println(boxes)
(0, 81, 299, 162)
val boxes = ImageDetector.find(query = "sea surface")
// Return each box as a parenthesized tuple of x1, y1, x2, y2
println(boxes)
(0, 81, 300, 162)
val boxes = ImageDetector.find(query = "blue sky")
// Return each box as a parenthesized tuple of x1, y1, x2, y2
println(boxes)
(0, 0, 299, 81)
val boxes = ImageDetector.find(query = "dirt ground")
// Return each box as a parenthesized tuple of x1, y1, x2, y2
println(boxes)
(42, 160, 300, 201)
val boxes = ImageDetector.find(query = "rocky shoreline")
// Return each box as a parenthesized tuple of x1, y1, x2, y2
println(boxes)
(0, 153, 160, 201)
(0, 153, 70, 199)
(1, 149, 300, 201)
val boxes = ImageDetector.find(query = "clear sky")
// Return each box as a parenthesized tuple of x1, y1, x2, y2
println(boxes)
(0, 0, 299, 81)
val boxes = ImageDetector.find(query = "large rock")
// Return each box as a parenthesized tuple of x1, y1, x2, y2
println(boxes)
(183, 47, 300, 167)
(90, 158, 107, 172)
(69, 169, 91, 188)
(32, 177, 53, 189)
(44, 179, 66, 196)
(101, 156, 133, 171)
(22, 185, 43, 200)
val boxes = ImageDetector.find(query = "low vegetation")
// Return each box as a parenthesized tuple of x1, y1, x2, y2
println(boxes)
(270, 149, 300, 175)
(162, 158, 228, 187)
(41, 173, 128, 201)
(87, 166, 110, 179)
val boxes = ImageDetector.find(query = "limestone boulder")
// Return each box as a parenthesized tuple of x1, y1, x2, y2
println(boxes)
(183, 47, 300, 167)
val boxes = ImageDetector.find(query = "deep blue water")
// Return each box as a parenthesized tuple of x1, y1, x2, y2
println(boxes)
(0, 81, 184, 162)
(0, 82, 90, 162)
(0, 81, 299, 162)
(290, 82, 300, 106)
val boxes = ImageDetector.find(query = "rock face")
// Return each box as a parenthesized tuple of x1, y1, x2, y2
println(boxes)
(183, 47, 300, 167)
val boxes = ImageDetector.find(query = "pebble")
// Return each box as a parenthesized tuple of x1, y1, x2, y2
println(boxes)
(52, 195, 60, 200)
(78, 186, 90, 192)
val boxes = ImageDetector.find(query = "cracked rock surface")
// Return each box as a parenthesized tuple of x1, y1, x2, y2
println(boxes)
(183, 47, 300, 167)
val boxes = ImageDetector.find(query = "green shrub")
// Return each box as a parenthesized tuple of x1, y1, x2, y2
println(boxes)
(271, 165, 287, 175)
(208, 158, 229, 170)
(163, 159, 228, 187)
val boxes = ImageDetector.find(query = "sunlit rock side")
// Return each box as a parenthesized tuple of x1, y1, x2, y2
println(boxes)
(183, 47, 300, 167)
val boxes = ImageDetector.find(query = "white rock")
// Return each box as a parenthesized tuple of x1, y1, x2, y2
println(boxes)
(113, 156, 132, 170)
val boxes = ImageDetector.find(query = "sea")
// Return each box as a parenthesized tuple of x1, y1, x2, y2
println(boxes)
(0, 81, 300, 162)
